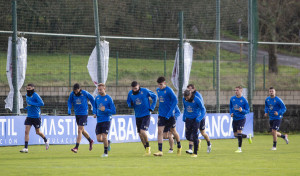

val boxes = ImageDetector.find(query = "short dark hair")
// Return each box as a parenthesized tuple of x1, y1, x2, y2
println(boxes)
(184, 89, 191, 97)
(236, 85, 243, 89)
(187, 84, 195, 89)
(131, 81, 138, 87)
(73, 83, 80, 90)
(269, 87, 275, 90)
(157, 76, 165, 83)
(27, 83, 35, 87)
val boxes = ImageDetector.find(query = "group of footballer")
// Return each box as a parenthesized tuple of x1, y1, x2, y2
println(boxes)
(20, 76, 289, 157)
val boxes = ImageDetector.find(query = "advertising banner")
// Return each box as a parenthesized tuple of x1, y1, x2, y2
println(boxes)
(0, 113, 253, 146)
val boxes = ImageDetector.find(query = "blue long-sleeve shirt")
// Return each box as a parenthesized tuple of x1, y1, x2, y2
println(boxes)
(264, 96, 286, 120)
(93, 94, 116, 123)
(127, 87, 157, 118)
(68, 90, 95, 115)
(26, 92, 44, 118)
(183, 96, 206, 123)
(229, 96, 249, 121)
(156, 86, 178, 119)
(194, 91, 204, 104)
(174, 105, 181, 120)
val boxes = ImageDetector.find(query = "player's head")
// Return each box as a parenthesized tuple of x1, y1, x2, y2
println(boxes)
(73, 83, 81, 96)
(26, 83, 35, 96)
(98, 83, 106, 96)
(269, 87, 276, 97)
(184, 89, 192, 101)
(157, 76, 166, 89)
(131, 81, 140, 95)
(235, 85, 243, 97)
(187, 84, 196, 92)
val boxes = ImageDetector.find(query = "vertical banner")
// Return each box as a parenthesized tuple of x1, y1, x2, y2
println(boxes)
(87, 40, 109, 96)
(171, 42, 193, 91)
(5, 37, 27, 113)
(0, 113, 253, 146)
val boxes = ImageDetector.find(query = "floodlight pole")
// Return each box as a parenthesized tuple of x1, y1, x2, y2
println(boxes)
(12, 0, 19, 114)
(178, 11, 184, 111)
(93, 0, 102, 84)
(216, 0, 220, 113)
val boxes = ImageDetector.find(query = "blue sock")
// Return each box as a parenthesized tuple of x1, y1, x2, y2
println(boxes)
(273, 141, 277, 147)
(104, 147, 108, 154)
(189, 144, 193, 150)
(158, 143, 162, 151)
(207, 141, 211, 146)
(43, 137, 47, 143)
(75, 143, 79, 148)
(238, 133, 242, 147)
(281, 134, 285, 139)
(25, 141, 28, 149)
(145, 142, 149, 148)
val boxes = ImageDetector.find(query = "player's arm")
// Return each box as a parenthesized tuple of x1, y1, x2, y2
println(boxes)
(182, 98, 186, 122)
(196, 98, 205, 122)
(86, 91, 96, 110)
(93, 97, 98, 115)
(166, 89, 178, 118)
(148, 89, 157, 111)
(104, 97, 116, 115)
(28, 94, 44, 107)
(264, 99, 268, 117)
(127, 92, 134, 108)
(229, 98, 234, 116)
(67, 93, 73, 115)
(277, 97, 286, 116)
(241, 98, 249, 115)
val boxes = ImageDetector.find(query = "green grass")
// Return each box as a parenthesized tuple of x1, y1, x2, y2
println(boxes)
(0, 53, 299, 90)
(1, 135, 300, 176)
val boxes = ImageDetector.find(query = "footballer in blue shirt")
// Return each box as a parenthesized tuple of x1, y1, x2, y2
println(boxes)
(68, 83, 95, 153)
(153, 77, 182, 156)
(264, 87, 288, 151)
(229, 86, 252, 153)
(20, 84, 49, 153)
(93, 83, 116, 157)
(185, 84, 212, 154)
(183, 89, 206, 157)
(127, 81, 157, 156)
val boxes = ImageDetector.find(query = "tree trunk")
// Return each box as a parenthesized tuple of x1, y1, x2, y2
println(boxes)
(268, 44, 278, 74)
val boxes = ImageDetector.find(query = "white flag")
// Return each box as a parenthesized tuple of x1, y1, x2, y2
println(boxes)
(5, 37, 27, 113)
(171, 42, 193, 92)
(87, 40, 109, 97)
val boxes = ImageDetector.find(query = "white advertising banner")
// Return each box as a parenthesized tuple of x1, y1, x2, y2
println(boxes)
(171, 42, 193, 92)
(87, 40, 109, 97)
(5, 37, 27, 113)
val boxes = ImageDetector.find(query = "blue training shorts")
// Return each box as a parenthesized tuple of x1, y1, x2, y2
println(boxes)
(75, 115, 88, 126)
(269, 119, 281, 131)
(95, 121, 111, 135)
(136, 115, 150, 133)
(24, 117, 41, 129)
(232, 118, 246, 133)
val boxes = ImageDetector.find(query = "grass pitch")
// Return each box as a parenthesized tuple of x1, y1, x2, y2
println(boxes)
(1, 134, 300, 176)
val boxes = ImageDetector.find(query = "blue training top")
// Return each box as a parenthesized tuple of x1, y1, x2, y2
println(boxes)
(264, 96, 286, 120)
(194, 91, 204, 104)
(182, 96, 206, 123)
(127, 87, 157, 118)
(229, 96, 249, 121)
(156, 86, 178, 119)
(93, 94, 116, 123)
(68, 90, 95, 115)
(25, 92, 44, 118)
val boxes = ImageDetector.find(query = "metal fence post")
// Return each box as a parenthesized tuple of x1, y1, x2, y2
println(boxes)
(213, 56, 215, 89)
(178, 11, 184, 110)
(216, 0, 220, 113)
(116, 51, 119, 86)
(69, 53, 71, 87)
(263, 55, 266, 90)
(93, 0, 102, 84)
(12, 0, 18, 114)
(164, 50, 167, 77)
